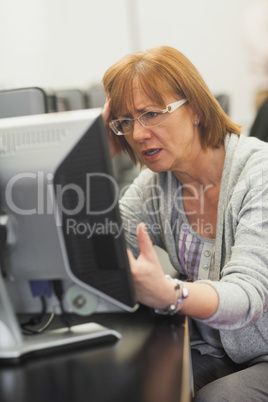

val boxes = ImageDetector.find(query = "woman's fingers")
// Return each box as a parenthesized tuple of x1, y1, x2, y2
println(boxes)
(102, 96, 111, 125)
(136, 223, 155, 260)
(102, 96, 118, 158)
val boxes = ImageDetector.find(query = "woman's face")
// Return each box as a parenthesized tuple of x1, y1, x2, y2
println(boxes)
(121, 81, 201, 175)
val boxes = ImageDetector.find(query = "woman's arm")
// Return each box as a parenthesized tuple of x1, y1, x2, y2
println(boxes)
(127, 222, 219, 319)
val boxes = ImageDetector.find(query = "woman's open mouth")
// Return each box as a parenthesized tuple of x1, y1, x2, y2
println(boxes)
(142, 148, 162, 161)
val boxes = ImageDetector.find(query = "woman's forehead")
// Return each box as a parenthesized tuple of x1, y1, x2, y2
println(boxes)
(127, 85, 160, 109)
(115, 78, 171, 115)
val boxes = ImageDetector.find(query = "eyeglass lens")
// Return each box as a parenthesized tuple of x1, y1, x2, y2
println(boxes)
(113, 109, 165, 135)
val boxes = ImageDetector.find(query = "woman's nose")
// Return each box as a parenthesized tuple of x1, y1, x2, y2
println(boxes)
(132, 120, 152, 142)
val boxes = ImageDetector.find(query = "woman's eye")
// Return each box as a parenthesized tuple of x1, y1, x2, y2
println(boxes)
(120, 119, 132, 127)
(145, 111, 160, 119)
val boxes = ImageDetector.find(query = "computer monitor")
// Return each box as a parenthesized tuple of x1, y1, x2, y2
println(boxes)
(0, 108, 137, 361)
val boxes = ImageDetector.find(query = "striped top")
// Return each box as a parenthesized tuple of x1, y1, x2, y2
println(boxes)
(178, 226, 215, 281)
(175, 188, 216, 282)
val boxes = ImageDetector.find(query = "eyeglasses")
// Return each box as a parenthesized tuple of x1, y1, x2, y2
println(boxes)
(109, 99, 187, 136)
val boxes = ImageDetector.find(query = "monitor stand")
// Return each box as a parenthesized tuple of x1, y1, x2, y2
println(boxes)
(0, 271, 121, 363)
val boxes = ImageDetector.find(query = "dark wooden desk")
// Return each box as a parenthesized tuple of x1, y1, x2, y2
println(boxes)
(0, 306, 193, 402)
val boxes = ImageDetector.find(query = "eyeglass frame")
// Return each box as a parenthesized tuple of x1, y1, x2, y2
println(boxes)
(109, 98, 188, 136)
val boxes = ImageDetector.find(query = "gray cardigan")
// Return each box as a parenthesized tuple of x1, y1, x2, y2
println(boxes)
(119, 133, 268, 364)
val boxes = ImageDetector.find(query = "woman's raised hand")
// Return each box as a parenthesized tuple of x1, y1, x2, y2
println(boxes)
(127, 223, 175, 310)
(102, 96, 118, 158)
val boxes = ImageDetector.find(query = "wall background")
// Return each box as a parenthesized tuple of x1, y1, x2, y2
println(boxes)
(0, 0, 257, 132)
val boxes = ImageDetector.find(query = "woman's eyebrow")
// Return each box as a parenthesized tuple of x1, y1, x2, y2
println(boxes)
(116, 112, 133, 119)
(119, 104, 160, 118)
(136, 104, 160, 113)
(136, 107, 147, 113)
